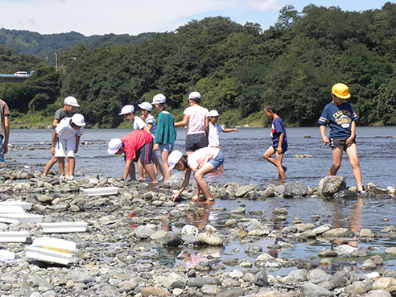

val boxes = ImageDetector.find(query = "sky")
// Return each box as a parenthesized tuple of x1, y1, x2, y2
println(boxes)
(0, 0, 388, 36)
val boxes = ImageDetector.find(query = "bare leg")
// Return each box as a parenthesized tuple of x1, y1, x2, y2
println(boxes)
(161, 151, 171, 181)
(329, 146, 343, 176)
(219, 164, 224, 171)
(143, 164, 158, 183)
(67, 157, 75, 177)
(152, 157, 165, 178)
(263, 147, 286, 179)
(137, 159, 145, 180)
(57, 157, 65, 175)
(43, 156, 58, 177)
(346, 144, 363, 191)
(129, 162, 136, 180)
(194, 163, 216, 201)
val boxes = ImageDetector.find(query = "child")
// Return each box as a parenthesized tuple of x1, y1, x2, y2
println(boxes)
(119, 105, 151, 180)
(107, 129, 158, 183)
(318, 83, 364, 193)
(49, 113, 85, 181)
(175, 92, 209, 155)
(168, 147, 224, 203)
(43, 96, 79, 177)
(138, 101, 165, 181)
(263, 103, 288, 179)
(151, 94, 177, 181)
(207, 110, 239, 170)
(0, 98, 10, 165)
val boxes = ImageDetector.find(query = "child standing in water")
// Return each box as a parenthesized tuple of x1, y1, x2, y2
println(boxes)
(263, 103, 288, 179)
(207, 110, 239, 170)
(151, 94, 177, 181)
(175, 92, 209, 154)
(168, 148, 224, 203)
(318, 83, 364, 194)
(138, 101, 165, 181)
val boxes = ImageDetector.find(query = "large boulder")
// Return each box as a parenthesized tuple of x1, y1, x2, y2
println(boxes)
(284, 181, 309, 197)
(318, 176, 346, 197)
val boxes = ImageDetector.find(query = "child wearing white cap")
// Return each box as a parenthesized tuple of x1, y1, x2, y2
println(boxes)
(167, 147, 224, 203)
(42, 96, 80, 177)
(174, 92, 209, 155)
(138, 101, 165, 181)
(46, 113, 85, 181)
(207, 110, 239, 170)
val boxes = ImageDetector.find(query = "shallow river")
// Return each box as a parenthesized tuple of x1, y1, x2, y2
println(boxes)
(6, 126, 396, 274)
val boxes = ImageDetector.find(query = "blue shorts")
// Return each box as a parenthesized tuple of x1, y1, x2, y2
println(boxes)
(134, 141, 153, 165)
(208, 150, 224, 169)
(0, 135, 4, 163)
(158, 143, 174, 152)
(185, 134, 207, 152)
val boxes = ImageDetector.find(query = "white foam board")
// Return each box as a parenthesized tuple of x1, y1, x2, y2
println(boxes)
(31, 237, 76, 253)
(0, 214, 43, 223)
(0, 206, 25, 214)
(26, 246, 73, 265)
(40, 222, 88, 233)
(81, 187, 119, 196)
(0, 201, 33, 210)
(0, 231, 29, 242)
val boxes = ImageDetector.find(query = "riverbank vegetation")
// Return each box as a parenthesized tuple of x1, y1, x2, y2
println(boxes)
(1, 3, 396, 128)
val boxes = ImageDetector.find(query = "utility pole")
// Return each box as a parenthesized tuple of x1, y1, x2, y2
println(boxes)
(54, 52, 58, 71)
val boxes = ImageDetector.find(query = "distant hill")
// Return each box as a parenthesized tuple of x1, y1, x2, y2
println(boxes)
(0, 28, 155, 63)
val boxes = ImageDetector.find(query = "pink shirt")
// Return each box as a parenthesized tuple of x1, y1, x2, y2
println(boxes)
(183, 105, 209, 134)
(188, 147, 220, 171)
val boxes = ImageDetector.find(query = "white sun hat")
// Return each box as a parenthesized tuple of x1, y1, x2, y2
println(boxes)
(107, 138, 123, 154)
(151, 94, 166, 105)
(119, 105, 134, 115)
(138, 102, 153, 111)
(209, 110, 220, 117)
(188, 91, 201, 100)
(71, 114, 86, 126)
(167, 150, 183, 171)
(64, 96, 80, 107)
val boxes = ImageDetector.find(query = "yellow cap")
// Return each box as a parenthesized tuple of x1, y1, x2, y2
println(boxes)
(332, 83, 351, 99)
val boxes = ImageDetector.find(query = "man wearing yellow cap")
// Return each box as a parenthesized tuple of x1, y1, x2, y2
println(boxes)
(318, 83, 364, 194)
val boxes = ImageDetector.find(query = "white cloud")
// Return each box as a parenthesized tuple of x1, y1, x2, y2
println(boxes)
(245, 0, 283, 11)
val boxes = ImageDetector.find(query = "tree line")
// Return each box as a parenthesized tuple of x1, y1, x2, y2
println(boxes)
(1, 3, 396, 128)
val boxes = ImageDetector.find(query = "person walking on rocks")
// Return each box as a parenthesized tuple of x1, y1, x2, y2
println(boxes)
(318, 83, 364, 193)
(151, 94, 177, 181)
(174, 92, 209, 155)
(207, 110, 239, 171)
(0, 98, 10, 165)
(167, 147, 224, 203)
(48, 113, 85, 181)
(107, 129, 158, 183)
(263, 103, 288, 179)
(43, 96, 79, 177)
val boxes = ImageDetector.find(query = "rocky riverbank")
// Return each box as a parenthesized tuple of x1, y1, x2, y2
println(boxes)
(1, 163, 396, 297)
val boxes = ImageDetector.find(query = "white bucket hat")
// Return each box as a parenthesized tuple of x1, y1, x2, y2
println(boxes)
(151, 94, 166, 105)
(107, 138, 123, 154)
(188, 91, 201, 100)
(71, 114, 86, 126)
(138, 102, 153, 111)
(209, 110, 220, 117)
(119, 105, 134, 115)
(64, 96, 80, 107)
(168, 150, 183, 171)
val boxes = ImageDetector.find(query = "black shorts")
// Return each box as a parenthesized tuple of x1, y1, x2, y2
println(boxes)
(330, 137, 356, 151)
(185, 134, 207, 152)
(272, 146, 287, 154)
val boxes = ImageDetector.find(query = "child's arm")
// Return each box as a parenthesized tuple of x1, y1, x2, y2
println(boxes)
(175, 115, 189, 127)
(52, 118, 60, 128)
(75, 135, 80, 154)
(3, 115, 9, 154)
(172, 168, 191, 201)
(51, 130, 57, 156)
(320, 125, 329, 145)
(346, 121, 356, 146)
(123, 160, 133, 180)
(277, 132, 284, 154)
(205, 117, 209, 143)
(147, 123, 153, 132)
(222, 128, 239, 133)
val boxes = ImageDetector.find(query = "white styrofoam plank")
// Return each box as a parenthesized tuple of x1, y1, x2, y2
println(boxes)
(0, 214, 43, 223)
(0, 206, 25, 214)
(26, 246, 73, 265)
(0, 201, 33, 210)
(40, 222, 88, 233)
(81, 187, 119, 196)
(0, 231, 29, 242)
(31, 237, 76, 253)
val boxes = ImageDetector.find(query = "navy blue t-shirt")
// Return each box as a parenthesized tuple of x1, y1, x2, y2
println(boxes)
(271, 117, 288, 150)
(318, 101, 358, 139)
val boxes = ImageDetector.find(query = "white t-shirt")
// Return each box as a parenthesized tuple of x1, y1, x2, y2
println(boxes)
(208, 123, 224, 147)
(132, 117, 148, 130)
(145, 115, 156, 136)
(183, 106, 209, 134)
(56, 117, 84, 140)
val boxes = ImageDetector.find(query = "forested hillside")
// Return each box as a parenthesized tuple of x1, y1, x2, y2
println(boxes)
(1, 3, 396, 128)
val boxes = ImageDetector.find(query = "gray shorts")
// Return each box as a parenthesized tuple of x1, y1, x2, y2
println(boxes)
(330, 137, 356, 151)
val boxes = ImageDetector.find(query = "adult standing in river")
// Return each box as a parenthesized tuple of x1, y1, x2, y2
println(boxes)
(0, 98, 10, 165)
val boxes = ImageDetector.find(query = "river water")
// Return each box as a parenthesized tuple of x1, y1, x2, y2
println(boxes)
(6, 126, 396, 274)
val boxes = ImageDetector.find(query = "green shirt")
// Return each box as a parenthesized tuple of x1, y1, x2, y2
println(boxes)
(154, 112, 177, 144)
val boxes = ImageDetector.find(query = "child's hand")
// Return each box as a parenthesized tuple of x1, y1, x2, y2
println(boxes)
(346, 136, 354, 147)
(171, 194, 178, 201)
(153, 143, 159, 151)
(140, 115, 145, 120)
(322, 137, 329, 145)
(277, 147, 283, 154)
(234, 129, 239, 132)
(51, 147, 55, 155)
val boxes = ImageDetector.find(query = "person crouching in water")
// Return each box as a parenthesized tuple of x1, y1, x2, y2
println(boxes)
(168, 147, 224, 203)
(107, 129, 158, 183)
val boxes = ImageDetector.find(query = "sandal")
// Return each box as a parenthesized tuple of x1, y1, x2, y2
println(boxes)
(203, 199, 214, 204)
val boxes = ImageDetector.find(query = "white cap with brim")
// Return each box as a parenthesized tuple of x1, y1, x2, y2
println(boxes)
(64, 96, 80, 107)
(151, 94, 166, 105)
(119, 105, 134, 115)
(167, 150, 183, 171)
(138, 102, 153, 111)
(107, 138, 123, 154)
(71, 114, 86, 126)
(188, 91, 201, 100)
(209, 110, 220, 117)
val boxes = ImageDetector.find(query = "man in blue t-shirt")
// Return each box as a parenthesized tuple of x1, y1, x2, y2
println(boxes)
(318, 83, 364, 194)
(263, 103, 288, 179)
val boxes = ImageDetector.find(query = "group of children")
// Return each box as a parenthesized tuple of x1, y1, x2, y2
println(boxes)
(33, 82, 364, 202)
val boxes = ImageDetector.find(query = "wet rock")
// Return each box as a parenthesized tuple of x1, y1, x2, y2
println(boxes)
(322, 227, 349, 237)
(225, 219, 238, 227)
(254, 270, 268, 286)
(186, 277, 221, 288)
(67, 271, 94, 284)
(372, 277, 396, 294)
(301, 283, 333, 296)
(163, 232, 182, 246)
(38, 195, 54, 203)
(217, 288, 245, 297)
(134, 225, 155, 239)
(201, 284, 220, 294)
(141, 287, 171, 296)
(362, 290, 392, 297)
(333, 189, 358, 199)
(284, 181, 309, 197)
(318, 176, 346, 197)
(385, 247, 396, 254)
(198, 233, 223, 246)
(297, 259, 320, 270)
